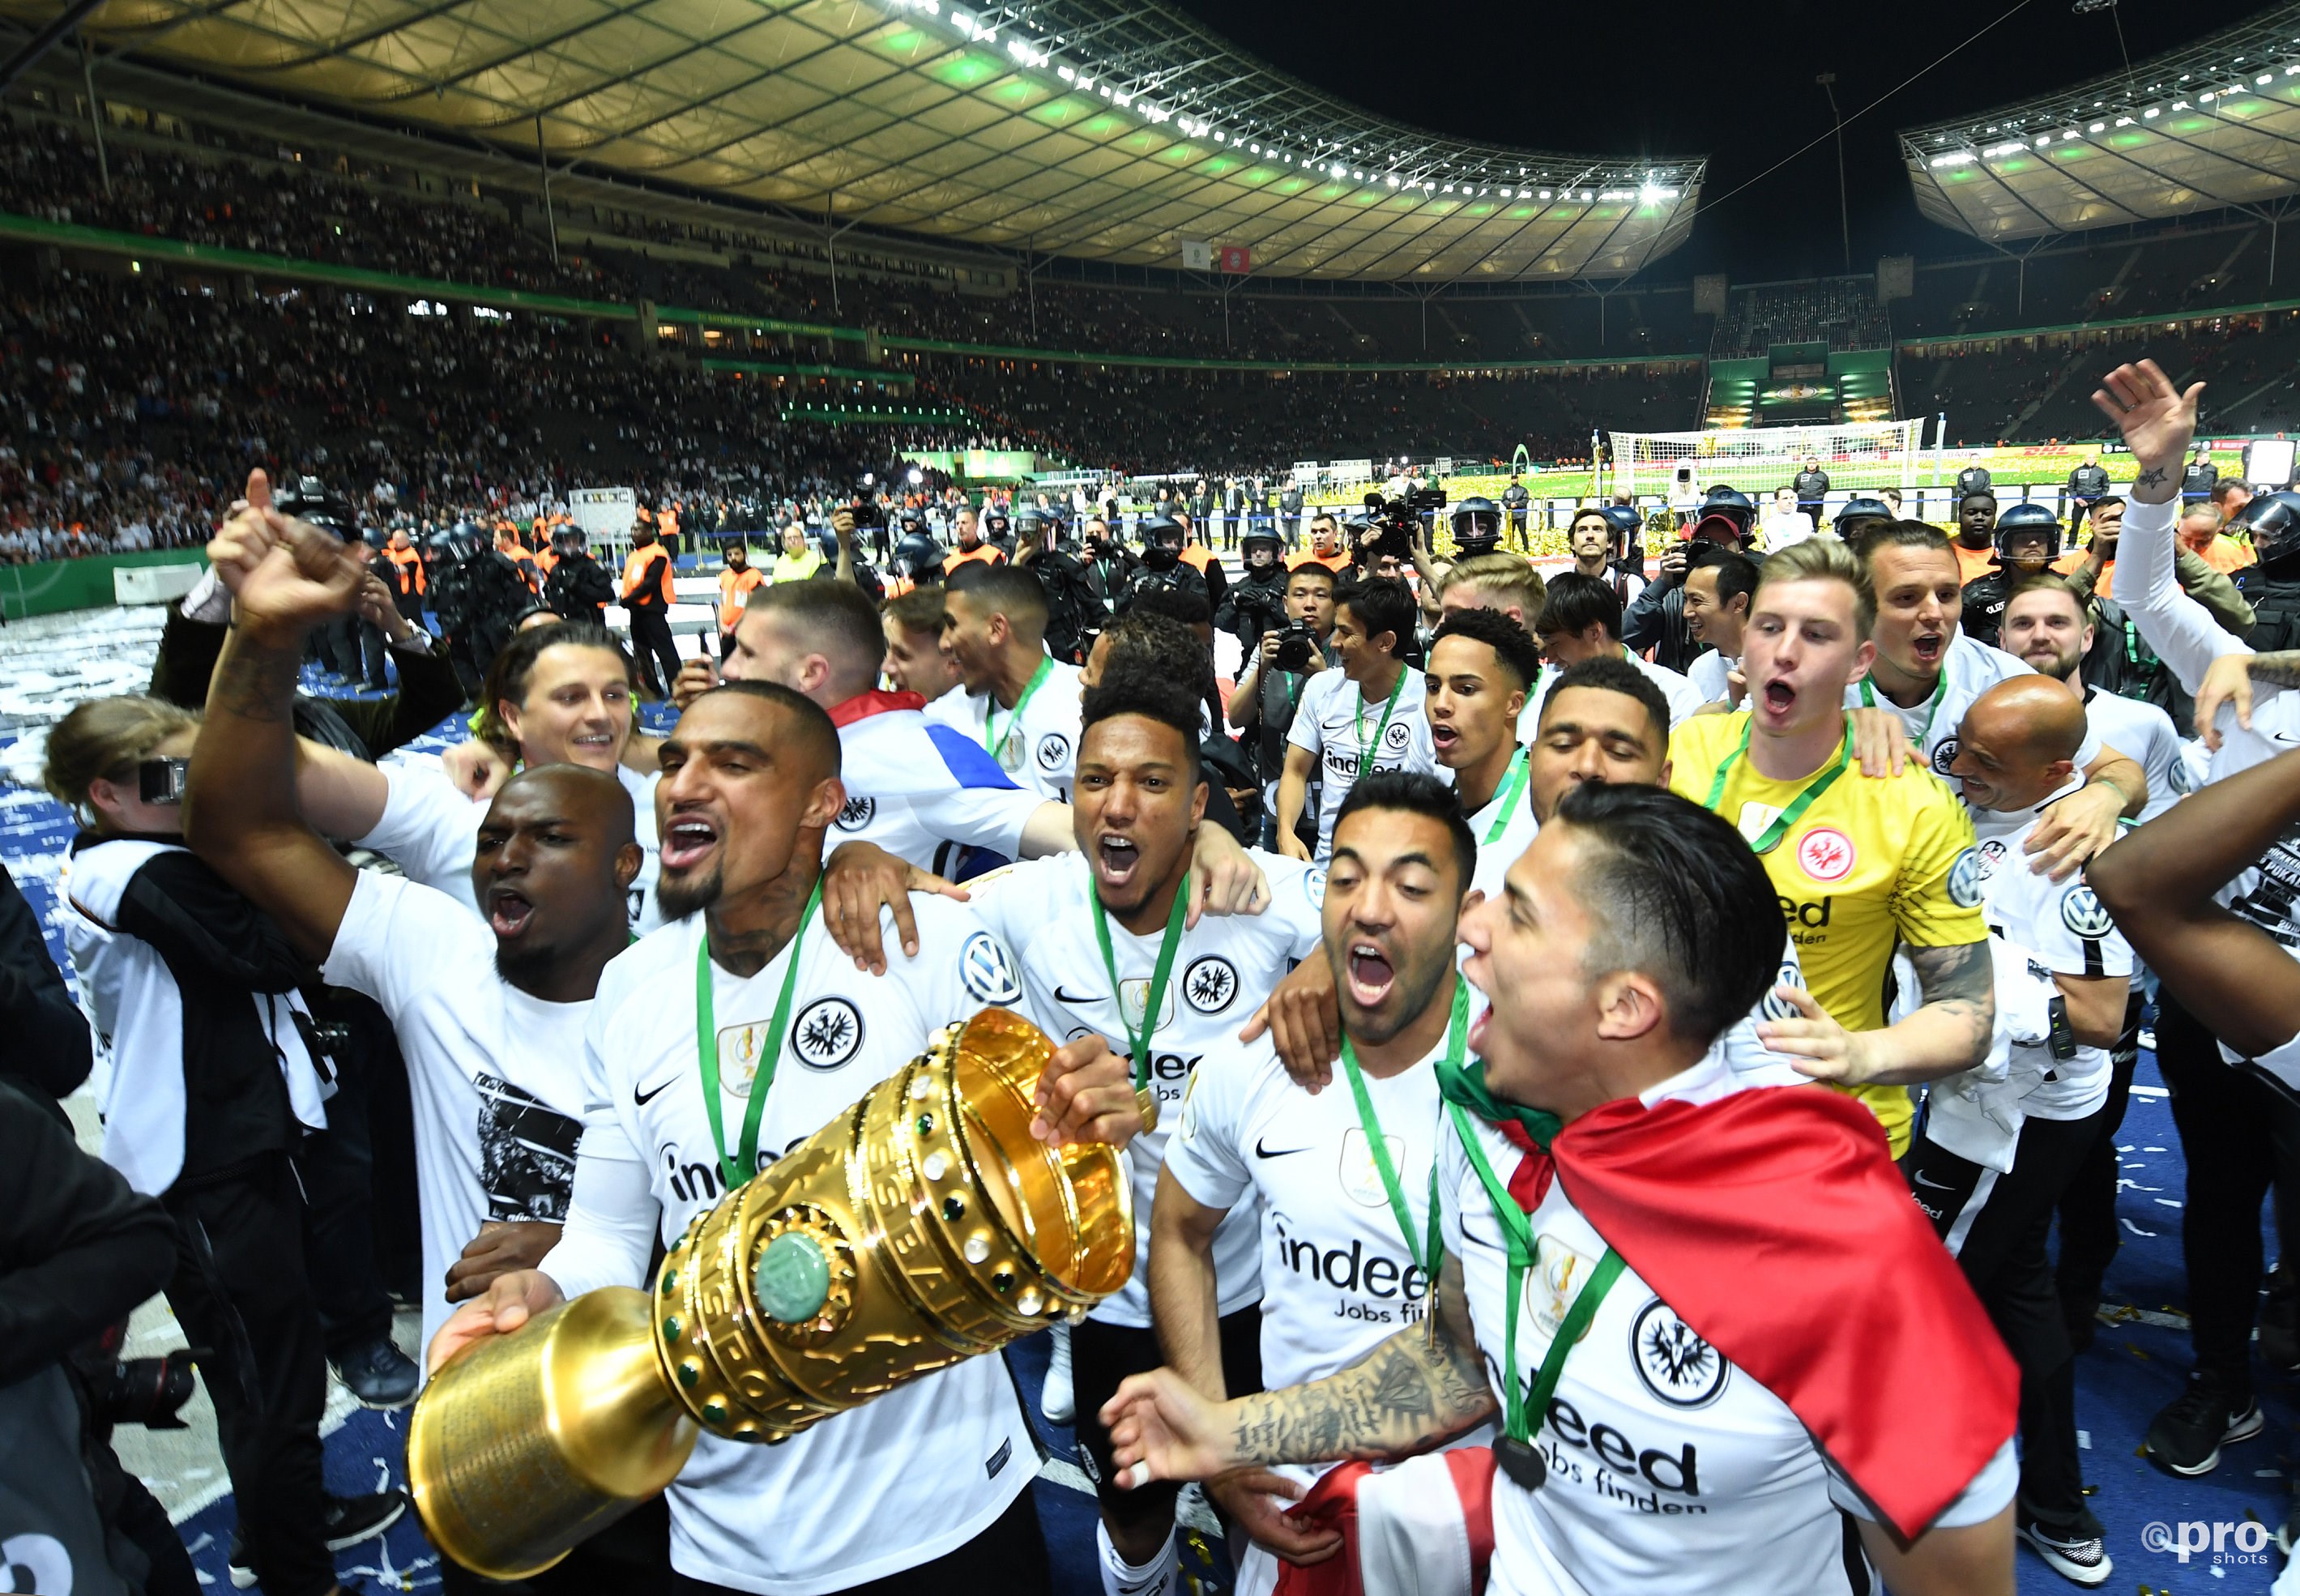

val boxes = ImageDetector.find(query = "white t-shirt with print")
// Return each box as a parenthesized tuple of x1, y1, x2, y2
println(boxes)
(1288, 667, 1439, 862)
(965, 851, 1326, 1326)
(321, 871, 591, 1355)
(356, 759, 668, 933)
(539, 893, 1038, 1594)
(1440, 1052, 2017, 1596)
(921, 661, 1086, 802)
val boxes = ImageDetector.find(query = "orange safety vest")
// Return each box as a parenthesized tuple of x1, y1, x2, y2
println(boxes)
(506, 547, 540, 591)
(718, 565, 766, 631)
(621, 544, 676, 609)
(533, 546, 559, 579)
(382, 544, 427, 596)
(1178, 544, 1216, 574)
(1287, 548, 1352, 574)
(943, 543, 1006, 576)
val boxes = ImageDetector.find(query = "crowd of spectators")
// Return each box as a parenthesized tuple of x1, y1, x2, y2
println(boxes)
(1715, 279, 1895, 357)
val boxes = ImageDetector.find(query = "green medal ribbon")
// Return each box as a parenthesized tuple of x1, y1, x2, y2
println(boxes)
(986, 657, 1053, 767)
(1355, 669, 1406, 770)
(1446, 1097, 1624, 1455)
(695, 881, 822, 1193)
(1089, 871, 1191, 1093)
(1336, 977, 1470, 1275)
(1481, 748, 1531, 846)
(1858, 670, 1950, 745)
(1699, 715, 1854, 856)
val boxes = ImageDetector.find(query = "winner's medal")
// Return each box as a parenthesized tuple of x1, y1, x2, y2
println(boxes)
(1495, 1434, 1547, 1491)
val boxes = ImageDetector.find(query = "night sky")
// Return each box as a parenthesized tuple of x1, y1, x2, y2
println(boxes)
(1164, 0, 2267, 281)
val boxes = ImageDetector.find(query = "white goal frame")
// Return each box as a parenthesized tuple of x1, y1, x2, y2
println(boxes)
(1603, 420, 1923, 503)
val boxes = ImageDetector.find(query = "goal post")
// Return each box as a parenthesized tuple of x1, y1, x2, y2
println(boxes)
(1603, 420, 1924, 504)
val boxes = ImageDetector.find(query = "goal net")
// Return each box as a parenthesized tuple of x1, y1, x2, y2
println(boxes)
(1604, 420, 1923, 504)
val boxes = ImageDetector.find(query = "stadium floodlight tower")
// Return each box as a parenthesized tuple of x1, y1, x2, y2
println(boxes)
(1604, 420, 1926, 503)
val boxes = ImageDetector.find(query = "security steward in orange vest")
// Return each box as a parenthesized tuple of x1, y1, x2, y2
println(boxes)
(621, 523, 682, 697)
(715, 542, 766, 661)
(376, 527, 427, 626)
(942, 506, 1006, 576)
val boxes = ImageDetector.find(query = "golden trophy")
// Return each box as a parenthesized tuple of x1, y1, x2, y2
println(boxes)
(408, 1008, 1138, 1579)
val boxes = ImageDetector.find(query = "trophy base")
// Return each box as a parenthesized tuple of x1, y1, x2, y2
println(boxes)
(409, 1287, 699, 1581)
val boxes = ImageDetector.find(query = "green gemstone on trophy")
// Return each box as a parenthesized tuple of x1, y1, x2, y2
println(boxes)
(660, 1270, 677, 1295)
(915, 1112, 933, 1136)
(702, 1401, 726, 1426)
(755, 1231, 832, 1323)
(662, 1316, 681, 1342)
(942, 1195, 966, 1221)
(676, 1360, 700, 1389)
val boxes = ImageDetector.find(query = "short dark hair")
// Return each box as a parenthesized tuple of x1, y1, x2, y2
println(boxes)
(689, 679, 842, 780)
(1285, 562, 1339, 595)
(1959, 489, 1998, 510)
(1429, 607, 1540, 690)
(1690, 546, 1760, 611)
(1550, 783, 1785, 1048)
(1336, 577, 1416, 654)
(1853, 518, 1952, 561)
(1333, 770, 1476, 898)
(1080, 655, 1203, 782)
(746, 577, 885, 685)
(2004, 571, 2089, 622)
(1538, 656, 1671, 745)
(1536, 572, 1624, 642)
(1130, 585, 1214, 629)
(947, 560, 1049, 636)
(885, 586, 947, 635)
(1098, 613, 1214, 705)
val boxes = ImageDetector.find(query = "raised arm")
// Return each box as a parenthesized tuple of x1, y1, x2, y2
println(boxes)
(182, 486, 373, 965)
(1103, 1251, 1495, 1485)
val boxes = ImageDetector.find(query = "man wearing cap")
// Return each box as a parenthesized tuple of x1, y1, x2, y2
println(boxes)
(1624, 490, 1750, 672)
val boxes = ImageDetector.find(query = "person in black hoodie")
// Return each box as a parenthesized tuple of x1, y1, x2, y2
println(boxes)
(0, 1078, 194, 1596)
(46, 694, 403, 1596)
(0, 860, 92, 1113)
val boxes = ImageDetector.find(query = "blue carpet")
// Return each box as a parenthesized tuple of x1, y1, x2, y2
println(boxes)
(3, 662, 2293, 1593)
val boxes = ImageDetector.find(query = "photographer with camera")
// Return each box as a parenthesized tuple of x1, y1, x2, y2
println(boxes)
(1079, 515, 1139, 609)
(432, 520, 533, 697)
(1227, 564, 1340, 848)
(48, 693, 403, 1596)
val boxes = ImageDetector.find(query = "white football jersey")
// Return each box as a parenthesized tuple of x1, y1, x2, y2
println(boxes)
(557, 894, 1038, 1594)
(967, 851, 1326, 1326)
(1464, 757, 1538, 906)
(1844, 633, 2102, 781)
(1289, 667, 1440, 863)
(2080, 686, 2182, 824)
(830, 697, 1045, 874)
(922, 661, 1085, 801)
(1443, 1052, 2016, 1596)
(357, 758, 668, 933)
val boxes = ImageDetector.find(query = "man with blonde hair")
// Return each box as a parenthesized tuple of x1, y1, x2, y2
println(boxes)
(1434, 553, 1545, 630)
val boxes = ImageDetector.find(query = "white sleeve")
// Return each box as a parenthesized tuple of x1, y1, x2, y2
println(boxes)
(1159, 1045, 1258, 1214)
(2032, 881, 2135, 981)
(953, 861, 1043, 950)
(2117, 493, 2249, 696)
(922, 781, 1043, 857)
(1824, 1436, 2016, 1530)
(354, 762, 485, 896)
(903, 897, 1022, 1030)
(1287, 672, 1334, 753)
(1252, 851, 1328, 959)
(536, 1125, 657, 1299)
(318, 870, 488, 1019)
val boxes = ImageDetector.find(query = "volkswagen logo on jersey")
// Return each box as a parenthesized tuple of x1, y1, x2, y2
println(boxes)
(1931, 736, 1961, 777)
(1631, 1298, 1730, 1409)
(834, 796, 877, 832)
(792, 997, 864, 1070)
(1306, 868, 1328, 903)
(1795, 826, 1857, 884)
(1758, 959, 1805, 1023)
(1035, 732, 1071, 771)
(958, 931, 1024, 1005)
(2169, 753, 2199, 795)
(1948, 846, 1984, 909)
(2060, 885, 2116, 939)
(1182, 955, 1240, 1015)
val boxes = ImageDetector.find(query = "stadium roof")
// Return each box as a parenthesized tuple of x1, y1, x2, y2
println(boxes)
(1899, 2, 2300, 242)
(3, 0, 1705, 283)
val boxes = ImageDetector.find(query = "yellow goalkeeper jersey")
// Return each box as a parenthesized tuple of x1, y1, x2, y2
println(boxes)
(1668, 711, 1986, 1155)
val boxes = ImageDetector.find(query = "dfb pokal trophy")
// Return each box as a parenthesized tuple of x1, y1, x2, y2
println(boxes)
(407, 1008, 1138, 1578)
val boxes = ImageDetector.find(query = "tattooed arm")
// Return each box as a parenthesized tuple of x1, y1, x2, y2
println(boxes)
(1104, 1252, 1496, 1485)
(182, 494, 370, 965)
(1758, 937, 1995, 1088)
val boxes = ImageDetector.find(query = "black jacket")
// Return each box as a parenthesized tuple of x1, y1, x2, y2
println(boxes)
(0, 863, 90, 1118)
(544, 551, 617, 625)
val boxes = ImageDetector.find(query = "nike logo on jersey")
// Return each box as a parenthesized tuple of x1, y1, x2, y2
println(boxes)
(1052, 985, 1106, 1005)
(1910, 1170, 1956, 1192)
(1256, 1137, 1313, 1159)
(634, 1072, 679, 1107)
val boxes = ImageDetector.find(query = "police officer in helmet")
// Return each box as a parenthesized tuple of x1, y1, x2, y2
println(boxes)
(2234, 491, 2300, 652)
(1216, 527, 1288, 648)
(1961, 502, 2063, 650)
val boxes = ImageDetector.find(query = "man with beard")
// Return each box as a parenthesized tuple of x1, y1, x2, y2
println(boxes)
(1153, 773, 1488, 1596)
(620, 518, 683, 699)
(1103, 783, 2019, 1596)
(433, 680, 1142, 1595)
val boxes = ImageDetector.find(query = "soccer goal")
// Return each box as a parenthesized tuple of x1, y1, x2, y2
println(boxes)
(1603, 419, 1924, 504)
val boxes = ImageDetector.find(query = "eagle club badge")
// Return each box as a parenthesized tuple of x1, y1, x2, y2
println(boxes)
(1795, 826, 1856, 883)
